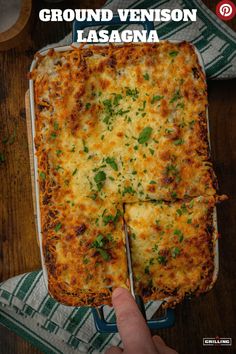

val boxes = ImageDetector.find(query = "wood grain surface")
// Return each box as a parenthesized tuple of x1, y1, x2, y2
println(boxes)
(0, 0, 235, 353)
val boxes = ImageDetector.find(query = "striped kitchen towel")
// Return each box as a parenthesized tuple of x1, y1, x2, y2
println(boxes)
(0, 271, 161, 353)
(54, 0, 236, 79)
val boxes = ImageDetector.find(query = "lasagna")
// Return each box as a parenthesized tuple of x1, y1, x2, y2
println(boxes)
(30, 42, 223, 307)
(125, 196, 216, 307)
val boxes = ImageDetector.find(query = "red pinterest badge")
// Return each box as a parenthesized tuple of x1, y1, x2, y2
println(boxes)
(216, 0, 236, 21)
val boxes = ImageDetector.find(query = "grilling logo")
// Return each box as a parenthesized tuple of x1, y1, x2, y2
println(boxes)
(216, 1, 236, 21)
(203, 337, 232, 346)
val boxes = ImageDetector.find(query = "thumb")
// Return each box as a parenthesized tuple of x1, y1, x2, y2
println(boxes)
(112, 287, 157, 353)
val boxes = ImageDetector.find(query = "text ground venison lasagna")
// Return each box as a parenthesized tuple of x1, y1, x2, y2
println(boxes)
(30, 42, 225, 307)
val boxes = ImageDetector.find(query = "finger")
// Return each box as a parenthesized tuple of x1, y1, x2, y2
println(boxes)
(112, 287, 156, 353)
(153, 335, 166, 346)
(105, 346, 123, 354)
(153, 336, 178, 354)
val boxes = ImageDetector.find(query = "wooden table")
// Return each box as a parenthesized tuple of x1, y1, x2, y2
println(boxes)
(0, 1, 235, 353)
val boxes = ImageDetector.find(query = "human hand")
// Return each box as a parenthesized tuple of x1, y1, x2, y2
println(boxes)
(105, 287, 178, 354)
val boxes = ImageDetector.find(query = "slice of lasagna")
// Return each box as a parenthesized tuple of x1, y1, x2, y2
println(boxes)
(41, 195, 128, 306)
(124, 196, 216, 307)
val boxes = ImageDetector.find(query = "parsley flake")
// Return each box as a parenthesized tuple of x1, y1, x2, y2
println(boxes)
(172, 247, 180, 258)
(39, 171, 46, 180)
(105, 157, 118, 171)
(94, 171, 106, 191)
(169, 51, 179, 57)
(138, 127, 153, 144)
(54, 223, 62, 232)
(151, 95, 164, 104)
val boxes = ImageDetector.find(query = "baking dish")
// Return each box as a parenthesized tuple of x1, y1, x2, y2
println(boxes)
(29, 17, 219, 332)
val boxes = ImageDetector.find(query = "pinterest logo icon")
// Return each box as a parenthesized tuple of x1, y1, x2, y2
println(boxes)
(216, 0, 236, 21)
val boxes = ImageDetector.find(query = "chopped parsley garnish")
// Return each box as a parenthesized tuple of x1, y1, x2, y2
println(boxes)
(105, 157, 118, 171)
(122, 186, 135, 196)
(102, 94, 126, 129)
(89, 193, 97, 200)
(157, 255, 167, 265)
(56, 150, 62, 156)
(91, 234, 105, 248)
(51, 132, 57, 139)
(39, 171, 46, 180)
(93, 164, 106, 172)
(145, 258, 154, 274)
(152, 244, 159, 252)
(176, 209, 182, 216)
(170, 90, 182, 103)
(169, 51, 179, 57)
(91, 234, 112, 261)
(85, 102, 91, 110)
(187, 218, 192, 224)
(149, 180, 157, 184)
(189, 199, 194, 208)
(70, 144, 76, 152)
(103, 99, 113, 127)
(176, 102, 185, 109)
(103, 209, 121, 226)
(165, 164, 178, 174)
(54, 223, 62, 232)
(98, 249, 110, 261)
(177, 204, 187, 216)
(138, 127, 153, 144)
(181, 204, 188, 213)
(113, 93, 123, 106)
(138, 100, 146, 112)
(72, 168, 78, 176)
(171, 247, 180, 258)
(173, 138, 184, 146)
(117, 109, 130, 116)
(143, 72, 149, 80)
(82, 140, 89, 153)
(125, 87, 139, 101)
(53, 121, 59, 130)
(130, 232, 136, 240)
(174, 229, 184, 242)
(149, 148, 154, 155)
(151, 95, 164, 104)
(94, 171, 106, 191)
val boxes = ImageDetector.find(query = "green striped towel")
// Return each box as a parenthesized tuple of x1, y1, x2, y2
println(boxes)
(0, 271, 161, 353)
(54, 0, 236, 79)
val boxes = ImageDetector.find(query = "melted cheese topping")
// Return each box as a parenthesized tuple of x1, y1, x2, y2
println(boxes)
(125, 196, 215, 307)
(31, 42, 218, 306)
